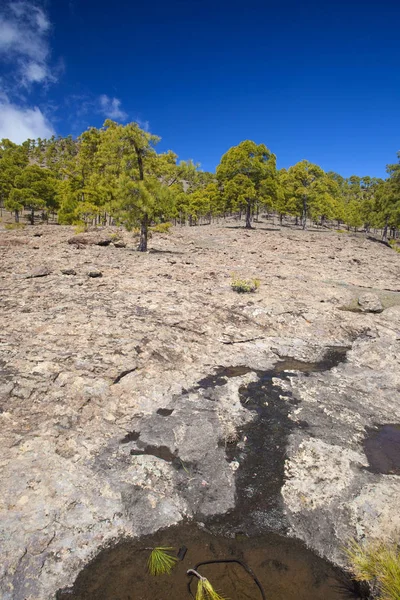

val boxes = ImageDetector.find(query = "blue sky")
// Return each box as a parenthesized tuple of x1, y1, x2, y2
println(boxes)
(0, 0, 399, 178)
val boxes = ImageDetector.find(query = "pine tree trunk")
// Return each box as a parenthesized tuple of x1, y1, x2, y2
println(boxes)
(138, 216, 148, 252)
(30, 207, 34, 225)
(15, 209, 19, 223)
(245, 200, 252, 229)
(382, 216, 389, 241)
(302, 197, 307, 230)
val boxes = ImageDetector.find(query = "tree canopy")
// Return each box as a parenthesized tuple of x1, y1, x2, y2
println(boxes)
(0, 122, 399, 247)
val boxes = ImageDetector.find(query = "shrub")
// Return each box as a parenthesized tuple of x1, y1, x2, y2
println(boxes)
(231, 276, 260, 293)
(389, 240, 400, 254)
(5, 223, 26, 230)
(150, 222, 173, 234)
(73, 222, 87, 234)
(346, 540, 400, 600)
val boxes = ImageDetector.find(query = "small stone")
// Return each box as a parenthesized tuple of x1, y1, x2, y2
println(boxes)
(61, 268, 77, 275)
(113, 240, 126, 248)
(87, 270, 102, 278)
(358, 293, 383, 313)
(25, 266, 51, 278)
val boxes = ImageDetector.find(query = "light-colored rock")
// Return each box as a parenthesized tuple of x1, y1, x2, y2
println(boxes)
(68, 233, 112, 246)
(1, 222, 400, 598)
(25, 265, 51, 278)
(358, 292, 383, 312)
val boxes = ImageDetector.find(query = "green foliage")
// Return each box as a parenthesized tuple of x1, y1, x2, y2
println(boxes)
(217, 140, 277, 227)
(5, 188, 25, 215)
(147, 547, 178, 576)
(73, 222, 87, 234)
(4, 222, 26, 230)
(389, 239, 400, 253)
(346, 540, 400, 600)
(231, 276, 260, 293)
(284, 160, 331, 228)
(1, 128, 400, 239)
(150, 222, 173, 233)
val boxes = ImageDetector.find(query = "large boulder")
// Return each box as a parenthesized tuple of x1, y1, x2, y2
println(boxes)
(68, 233, 112, 246)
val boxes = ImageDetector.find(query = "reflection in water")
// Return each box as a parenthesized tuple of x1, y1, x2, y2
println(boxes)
(364, 424, 400, 474)
(57, 522, 351, 600)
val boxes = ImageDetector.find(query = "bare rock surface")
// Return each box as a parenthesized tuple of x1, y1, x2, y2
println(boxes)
(1, 221, 400, 599)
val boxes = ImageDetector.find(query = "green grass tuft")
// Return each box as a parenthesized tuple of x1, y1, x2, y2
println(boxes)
(73, 221, 87, 234)
(231, 276, 260, 293)
(389, 240, 400, 254)
(4, 222, 26, 230)
(150, 222, 173, 234)
(147, 547, 178, 576)
(346, 540, 400, 600)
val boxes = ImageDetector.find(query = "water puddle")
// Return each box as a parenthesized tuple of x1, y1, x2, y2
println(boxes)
(57, 346, 354, 599)
(363, 424, 400, 474)
(196, 366, 253, 389)
(57, 522, 352, 600)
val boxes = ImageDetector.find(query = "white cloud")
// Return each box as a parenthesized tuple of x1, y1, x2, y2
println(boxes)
(0, 96, 55, 142)
(23, 61, 52, 83)
(0, 1, 54, 85)
(98, 94, 127, 121)
(10, 1, 49, 30)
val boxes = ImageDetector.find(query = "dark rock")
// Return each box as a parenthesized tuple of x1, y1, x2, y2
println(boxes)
(87, 270, 102, 278)
(61, 269, 77, 276)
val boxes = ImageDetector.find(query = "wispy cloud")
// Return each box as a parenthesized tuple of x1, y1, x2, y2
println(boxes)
(0, 1, 54, 86)
(0, 94, 55, 142)
(136, 118, 150, 131)
(98, 94, 127, 121)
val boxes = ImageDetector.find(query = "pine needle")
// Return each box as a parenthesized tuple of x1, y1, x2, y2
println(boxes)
(346, 539, 400, 600)
(147, 547, 178, 576)
(195, 577, 227, 600)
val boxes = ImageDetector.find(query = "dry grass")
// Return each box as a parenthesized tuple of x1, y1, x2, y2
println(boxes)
(346, 540, 400, 600)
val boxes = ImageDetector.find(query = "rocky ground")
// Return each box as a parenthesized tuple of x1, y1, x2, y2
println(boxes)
(1, 219, 400, 599)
